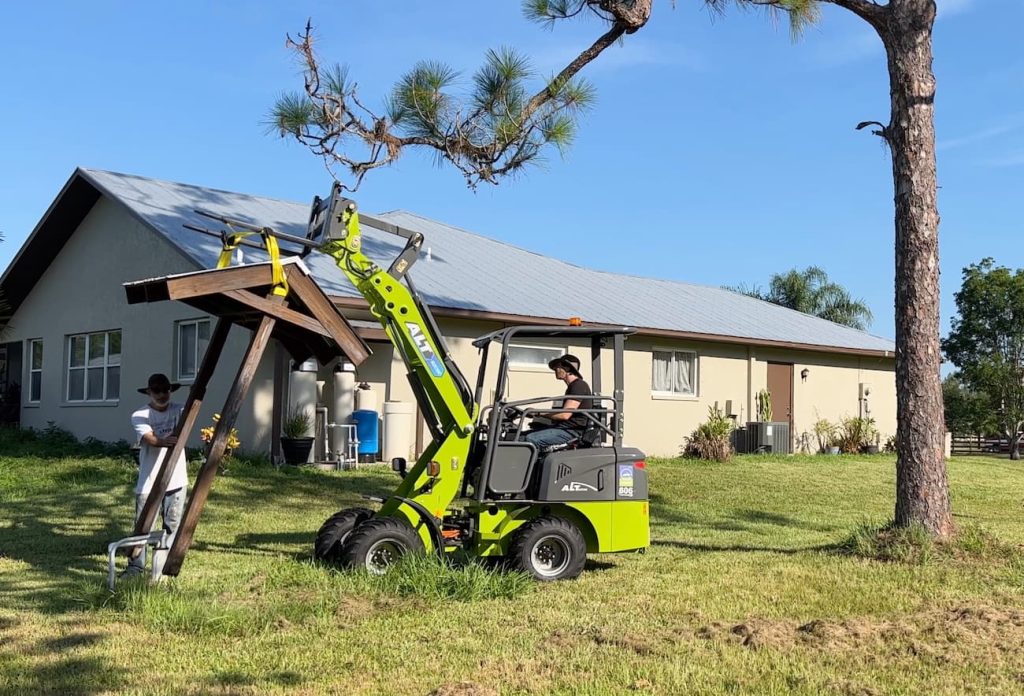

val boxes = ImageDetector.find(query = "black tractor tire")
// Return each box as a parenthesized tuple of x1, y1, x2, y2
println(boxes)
(340, 516, 425, 574)
(314, 507, 375, 563)
(507, 516, 587, 581)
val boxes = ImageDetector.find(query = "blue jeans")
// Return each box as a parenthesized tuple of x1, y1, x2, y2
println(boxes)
(129, 488, 186, 574)
(524, 427, 578, 449)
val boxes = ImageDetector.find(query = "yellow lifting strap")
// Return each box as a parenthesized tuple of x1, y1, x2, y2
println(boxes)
(262, 231, 289, 297)
(215, 225, 289, 297)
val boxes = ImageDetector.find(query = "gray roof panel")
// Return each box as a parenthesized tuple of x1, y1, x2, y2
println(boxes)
(81, 168, 895, 354)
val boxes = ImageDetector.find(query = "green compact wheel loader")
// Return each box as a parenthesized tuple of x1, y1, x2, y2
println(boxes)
(305, 184, 649, 580)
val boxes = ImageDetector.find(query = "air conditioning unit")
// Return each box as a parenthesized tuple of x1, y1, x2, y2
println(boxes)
(745, 421, 792, 455)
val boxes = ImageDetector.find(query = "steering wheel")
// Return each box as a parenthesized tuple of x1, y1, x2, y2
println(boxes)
(502, 405, 525, 420)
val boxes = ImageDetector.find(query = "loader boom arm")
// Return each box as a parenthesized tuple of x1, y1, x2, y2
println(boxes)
(308, 184, 478, 537)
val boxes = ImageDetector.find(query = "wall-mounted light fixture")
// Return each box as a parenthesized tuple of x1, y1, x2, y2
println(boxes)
(800, 368, 810, 382)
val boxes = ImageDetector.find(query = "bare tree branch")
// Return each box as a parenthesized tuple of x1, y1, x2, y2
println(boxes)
(271, 2, 652, 190)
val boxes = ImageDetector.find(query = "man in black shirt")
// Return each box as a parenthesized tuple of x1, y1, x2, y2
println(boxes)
(523, 354, 593, 449)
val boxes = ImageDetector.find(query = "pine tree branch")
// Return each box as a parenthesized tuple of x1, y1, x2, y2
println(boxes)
(273, 4, 652, 190)
(820, 0, 888, 33)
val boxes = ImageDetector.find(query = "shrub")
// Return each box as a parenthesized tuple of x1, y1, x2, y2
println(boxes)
(0, 422, 131, 459)
(812, 418, 837, 453)
(883, 434, 897, 453)
(836, 416, 878, 453)
(683, 405, 734, 462)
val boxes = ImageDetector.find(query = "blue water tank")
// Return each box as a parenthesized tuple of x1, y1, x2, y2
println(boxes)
(352, 409, 379, 456)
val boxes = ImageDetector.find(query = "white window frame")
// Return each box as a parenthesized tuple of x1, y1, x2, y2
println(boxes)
(507, 343, 565, 372)
(651, 349, 699, 399)
(175, 317, 211, 383)
(27, 338, 43, 404)
(65, 330, 121, 403)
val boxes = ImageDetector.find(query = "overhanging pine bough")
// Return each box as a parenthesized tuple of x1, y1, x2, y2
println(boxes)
(269, 1, 652, 190)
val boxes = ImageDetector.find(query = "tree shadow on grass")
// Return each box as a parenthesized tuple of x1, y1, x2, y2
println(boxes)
(191, 530, 314, 562)
(0, 457, 399, 617)
(651, 539, 841, 555)
(0, 620, 126, 696)
(649, 491, 839, 537)
(210, 669, 304, 689)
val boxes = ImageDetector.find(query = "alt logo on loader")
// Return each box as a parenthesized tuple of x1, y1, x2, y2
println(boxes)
(406, 323, 446, 378)
(561, 481, 598, 492)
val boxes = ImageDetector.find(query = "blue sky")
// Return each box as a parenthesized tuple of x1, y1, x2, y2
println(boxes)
(1, 0, 1019, 344)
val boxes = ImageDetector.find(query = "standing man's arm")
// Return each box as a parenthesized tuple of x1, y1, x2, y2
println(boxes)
(132, 413, 177, 448)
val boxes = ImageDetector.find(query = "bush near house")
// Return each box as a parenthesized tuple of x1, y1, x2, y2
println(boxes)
(683, 405, 734, 461)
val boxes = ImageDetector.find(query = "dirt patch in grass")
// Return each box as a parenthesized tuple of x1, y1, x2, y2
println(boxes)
(430, 682, 499, 696)
(547, 626, 659, 656)
(331, 595, 379, 625)
(588, 626, 660, 656)
(694, 603, 1024, 660)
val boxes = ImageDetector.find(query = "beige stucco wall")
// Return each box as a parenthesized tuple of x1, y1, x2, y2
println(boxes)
(371, 325, 896, 459)
(6, 198, 274, 451)
(359, 321, 896, 458)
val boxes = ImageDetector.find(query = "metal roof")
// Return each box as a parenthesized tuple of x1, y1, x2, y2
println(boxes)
(79, 168, 895, 355)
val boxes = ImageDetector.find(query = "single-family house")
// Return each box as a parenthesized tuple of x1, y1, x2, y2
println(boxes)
(0, 168, 896, 458)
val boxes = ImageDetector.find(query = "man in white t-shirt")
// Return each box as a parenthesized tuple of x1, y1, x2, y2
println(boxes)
(126, 373, 187, 577)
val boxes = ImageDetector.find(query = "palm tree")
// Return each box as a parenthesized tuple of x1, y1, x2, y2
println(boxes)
(730, 266, 874, 330)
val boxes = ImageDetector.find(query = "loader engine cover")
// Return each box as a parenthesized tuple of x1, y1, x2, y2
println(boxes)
(535, 447, 648, 502)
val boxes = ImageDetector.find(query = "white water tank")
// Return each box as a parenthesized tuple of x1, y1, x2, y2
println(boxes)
(383, 401, 416, 462)
(332, 368, 357, 455)
(355, 383, 378, 413)
(289, 370, 318, 424)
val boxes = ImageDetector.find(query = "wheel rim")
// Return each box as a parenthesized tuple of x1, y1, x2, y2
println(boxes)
(530, 534, 571, 578)
(365, 538, 405, 575)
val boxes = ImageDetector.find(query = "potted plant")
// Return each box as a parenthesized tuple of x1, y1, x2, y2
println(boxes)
(826, 432, 842, 455)
(813, 418, 837, 454)
(281, 406, 314, 465)
(864, 430, 881, 455)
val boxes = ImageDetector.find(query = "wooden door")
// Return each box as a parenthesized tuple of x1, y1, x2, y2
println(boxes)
(766, 362, 793, 430)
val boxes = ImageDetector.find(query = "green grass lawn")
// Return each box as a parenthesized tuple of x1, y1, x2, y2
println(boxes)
(1, 446, 1023, 695)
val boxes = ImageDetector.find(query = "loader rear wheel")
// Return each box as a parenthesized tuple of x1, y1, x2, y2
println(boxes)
(314, 507, 374, 562)
(507, 516, 587, 581)
(341, 517, 424, 575)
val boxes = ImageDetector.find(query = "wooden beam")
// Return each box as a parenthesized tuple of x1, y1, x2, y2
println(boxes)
(223, 289, 332, 338)
(162, 307, 278, 576)
(132, 318, 232, 543)
(286, 269, 370, 364)
(162, 265, 277, 302)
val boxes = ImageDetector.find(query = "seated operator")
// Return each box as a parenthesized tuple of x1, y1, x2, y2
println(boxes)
(523, 354, 593, 449)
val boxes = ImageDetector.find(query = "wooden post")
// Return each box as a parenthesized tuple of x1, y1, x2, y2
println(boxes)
(271, 343, 288, 464)
(133, 319, 232, 540)
(162, 310, 278, 576)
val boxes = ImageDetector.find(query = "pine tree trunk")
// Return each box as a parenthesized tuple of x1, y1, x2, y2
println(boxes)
(884, 0, 953, 539)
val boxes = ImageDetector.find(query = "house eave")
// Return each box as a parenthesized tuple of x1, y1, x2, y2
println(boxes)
(328, 295, 894, 361)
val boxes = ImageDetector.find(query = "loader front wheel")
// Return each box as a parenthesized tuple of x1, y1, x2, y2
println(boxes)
(507, 516, 586, 581)
(314, 507, 374, 563)
(341, 517, 424, 575)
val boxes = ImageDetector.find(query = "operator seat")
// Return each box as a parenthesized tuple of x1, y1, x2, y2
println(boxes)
(539, 409, 608, 454)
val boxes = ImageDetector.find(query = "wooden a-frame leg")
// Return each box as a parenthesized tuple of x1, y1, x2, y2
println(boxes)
(162, 312, 278, 576)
